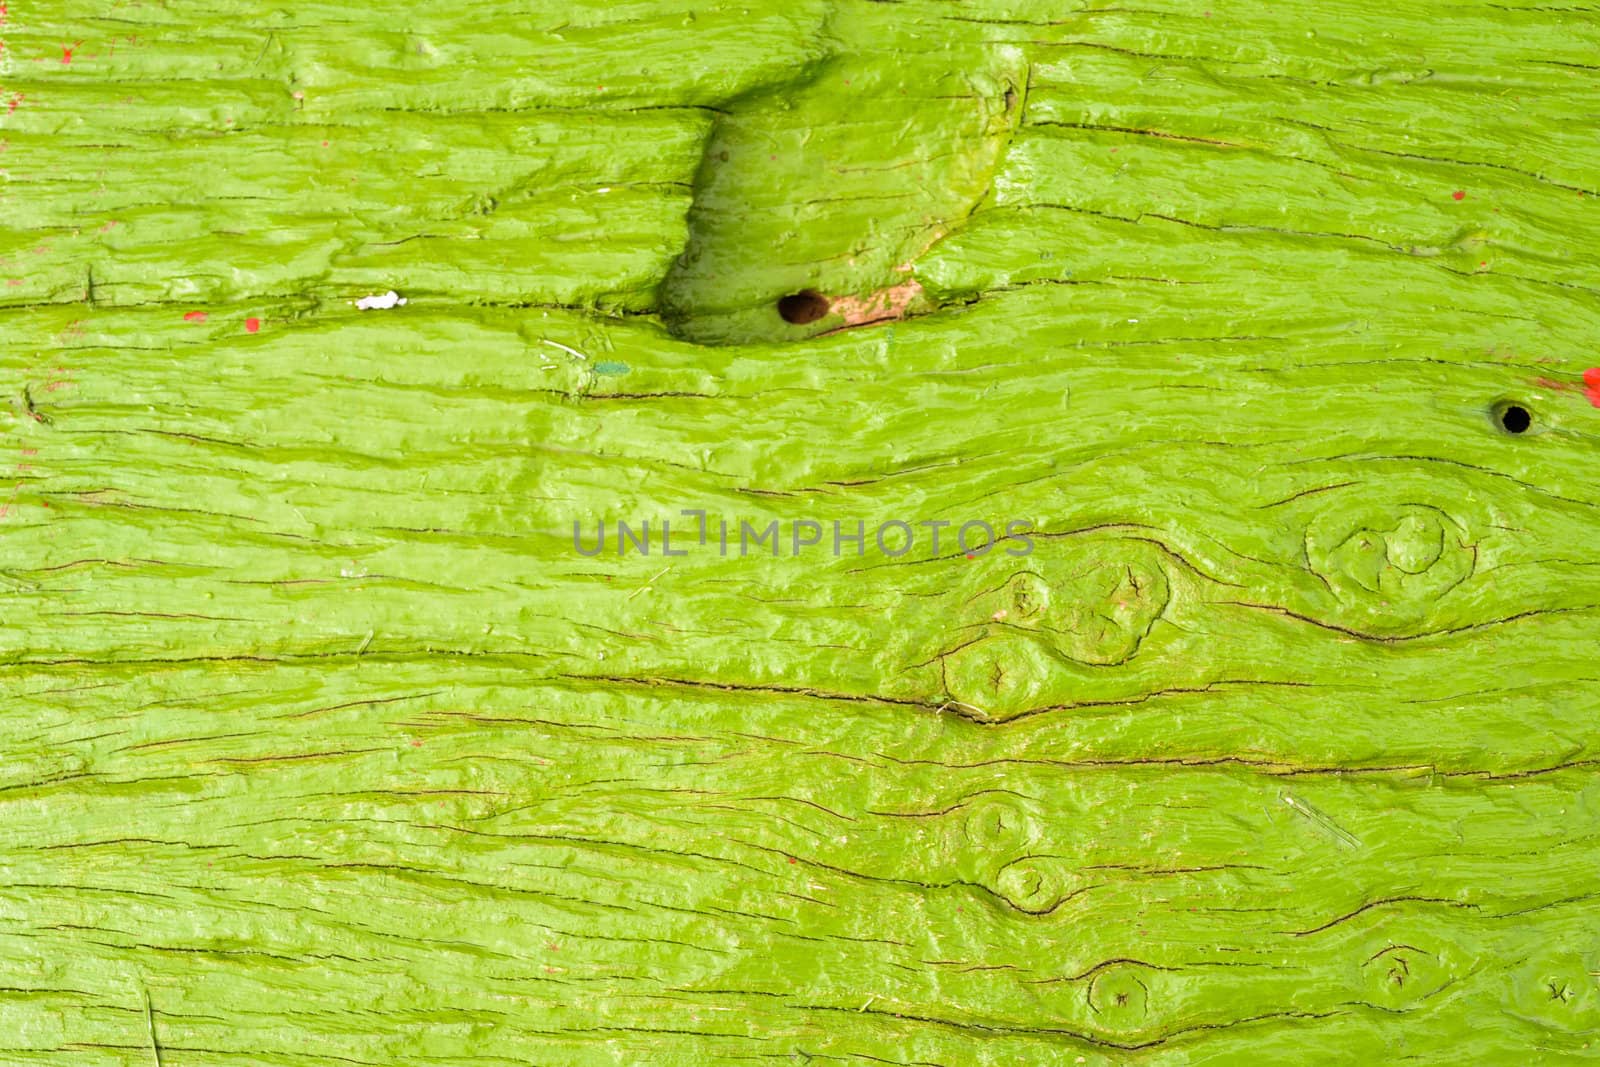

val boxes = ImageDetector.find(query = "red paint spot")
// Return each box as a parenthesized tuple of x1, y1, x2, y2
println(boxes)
(321, 140, 329, 147)
(410, 739, 422, 747)
(5, 94, 19, 114)
(1452, 190, 1466, 201)
(61, 46, 74, 64)
(787, 857, 797, 864)
(1532, 376, 1571, 392)
(183, 311, 208, 323)
(965, 553, 974, 559)
(245, 317, 261, 333)
(1585, 368, 1600, 408)
(5, 279, 21, 287)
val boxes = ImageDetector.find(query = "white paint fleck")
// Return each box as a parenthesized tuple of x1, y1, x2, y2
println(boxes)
(356, 290, 407, 310)
(542, 338, 588, 361)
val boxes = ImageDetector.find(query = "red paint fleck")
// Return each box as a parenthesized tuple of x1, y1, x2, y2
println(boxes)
(61, 46, 74, 64)
(321, 140, 329, 147)
(5, 279, 21, 287)
(6, 93, 20, 114)
(787, 857, 797, 864)
(183, 311, 207, 322)
(410, 739, 422, 747)
(1452, 190, 1466, 201)
(19, 448, 36, 456)
(965, 553, 974, 559)
(1532, 376, 1571, 392)
(245, 316, 261, 333)
(1585, 368, 1600, 408)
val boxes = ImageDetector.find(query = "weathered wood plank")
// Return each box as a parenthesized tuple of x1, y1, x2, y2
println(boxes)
(3, 0, 1599, 1062)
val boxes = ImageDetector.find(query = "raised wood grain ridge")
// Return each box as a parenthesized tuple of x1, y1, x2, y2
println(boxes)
(2, 0, 1599, 1063)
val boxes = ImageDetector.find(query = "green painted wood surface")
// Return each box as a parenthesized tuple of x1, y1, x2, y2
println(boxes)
(3, 1, 1600, 1063)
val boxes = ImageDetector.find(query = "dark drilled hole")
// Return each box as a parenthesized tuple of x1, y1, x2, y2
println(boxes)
(777, 290, 830, 325)
(1498, 403, 1532, 434)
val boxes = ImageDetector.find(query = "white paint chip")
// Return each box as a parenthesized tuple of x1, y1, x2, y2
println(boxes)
(542, 339, 588, 361)
(356, 290, 407, 310)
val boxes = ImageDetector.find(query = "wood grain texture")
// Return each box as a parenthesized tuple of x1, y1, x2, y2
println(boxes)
(2, 0, 1599, 1063)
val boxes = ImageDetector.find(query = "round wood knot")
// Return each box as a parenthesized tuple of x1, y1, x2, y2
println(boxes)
(1305, 504, 1476, 632)
(995, 542, 1170, 666)
(1361, 943, 1451, 1007)
(1086, 963, 1151, 1029)
(940, 540, 1172, 717)
(1503, 952, 1600, 1032)
(992, 857, 1071, 914)
(960, 795, 1037, 854)
(941, 632, 1058, 720)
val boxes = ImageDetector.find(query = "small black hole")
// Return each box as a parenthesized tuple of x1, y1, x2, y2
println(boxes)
(1499, 404, 1531, 434)
(777, 290, 830, 325)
